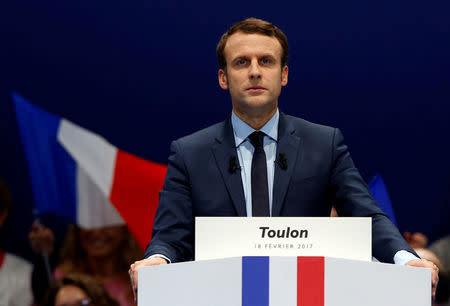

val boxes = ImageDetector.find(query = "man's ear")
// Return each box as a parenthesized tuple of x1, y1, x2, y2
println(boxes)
(218, 69, 229, 90)
(281, 65, 289, 87)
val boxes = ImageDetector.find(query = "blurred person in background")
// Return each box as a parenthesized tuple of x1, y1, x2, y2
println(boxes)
(0, 178, 33, 306)
(404, 231, 450, 305)
(40, 273, 119, 306)
(404, 231, 429, 249)
(430, 234, 450, 279)
(30, 222, 142, 306)
(429, 234, 450, 305)
(428, 188, 450, 279)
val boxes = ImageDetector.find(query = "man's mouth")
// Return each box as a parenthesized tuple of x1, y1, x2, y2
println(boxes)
(247, 86, 266, 93)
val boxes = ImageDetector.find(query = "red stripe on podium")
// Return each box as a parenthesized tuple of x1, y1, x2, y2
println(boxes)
(297, 257, 324, 306)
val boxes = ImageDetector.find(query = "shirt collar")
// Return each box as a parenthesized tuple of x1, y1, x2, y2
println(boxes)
(231, 109, 279, 148)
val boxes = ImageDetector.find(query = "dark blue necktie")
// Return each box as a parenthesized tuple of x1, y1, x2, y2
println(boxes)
(249, 131, 270, 217)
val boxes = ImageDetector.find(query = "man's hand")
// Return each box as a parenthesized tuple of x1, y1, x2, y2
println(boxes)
(129, 257, 168, 302)
(29, 220, 55, 255)
(405, 258, 439, 299)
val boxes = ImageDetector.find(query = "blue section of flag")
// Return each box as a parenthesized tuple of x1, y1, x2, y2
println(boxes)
(13, 93, 77, 222)
(369, 174, 397, 226)
(242, 256, 269, 306)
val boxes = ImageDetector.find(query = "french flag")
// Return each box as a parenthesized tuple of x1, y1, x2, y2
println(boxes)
(243, 256, 324, 306)
(13, 93, 167, 249)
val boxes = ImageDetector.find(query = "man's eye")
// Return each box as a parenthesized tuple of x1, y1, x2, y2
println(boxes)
(236, 59, 246, 66)
(261, 58, 272, 65)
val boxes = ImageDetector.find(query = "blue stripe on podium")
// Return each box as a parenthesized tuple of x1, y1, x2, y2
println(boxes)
(242, 256, 269, 306)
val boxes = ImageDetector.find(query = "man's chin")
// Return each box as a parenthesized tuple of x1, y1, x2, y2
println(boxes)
(234, 100, 277, 116)
(245, 99, 276, 110)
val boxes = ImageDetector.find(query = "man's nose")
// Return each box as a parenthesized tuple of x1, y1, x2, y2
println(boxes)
(248, 60, 261, 80)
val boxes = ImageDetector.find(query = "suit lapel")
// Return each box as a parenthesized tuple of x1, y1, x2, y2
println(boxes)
(211, 118, 247, 216)
(272, 113, 302, 216)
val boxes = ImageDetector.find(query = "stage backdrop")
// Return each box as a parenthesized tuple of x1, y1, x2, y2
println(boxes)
(1, 0, 449, 259)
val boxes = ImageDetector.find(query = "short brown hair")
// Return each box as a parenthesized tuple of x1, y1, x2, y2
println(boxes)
(216, 17, 289, 70)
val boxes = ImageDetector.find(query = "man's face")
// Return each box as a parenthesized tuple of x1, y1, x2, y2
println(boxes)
(218, 32, 288, 116)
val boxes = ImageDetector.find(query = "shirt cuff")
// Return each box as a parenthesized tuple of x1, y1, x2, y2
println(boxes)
(148, 254, 171, 264)
(393, 250, 419, 265)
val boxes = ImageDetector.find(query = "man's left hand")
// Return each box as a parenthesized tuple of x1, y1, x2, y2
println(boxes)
(405, 258, 439, 299)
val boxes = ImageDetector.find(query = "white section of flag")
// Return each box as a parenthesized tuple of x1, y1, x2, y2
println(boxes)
(269, 256, 297, 306)
(76, 166, 124, 228)
(57, 118, 117, 197)
(57, 118, 124, 228)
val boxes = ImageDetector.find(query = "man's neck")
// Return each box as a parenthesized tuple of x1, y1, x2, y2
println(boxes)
(232, 106, 278, 130)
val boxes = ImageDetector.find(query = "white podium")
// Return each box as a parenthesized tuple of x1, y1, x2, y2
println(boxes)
(138, 256, 431, 306)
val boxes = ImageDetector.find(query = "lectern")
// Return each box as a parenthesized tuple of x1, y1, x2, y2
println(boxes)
(138, 256, 430, 306)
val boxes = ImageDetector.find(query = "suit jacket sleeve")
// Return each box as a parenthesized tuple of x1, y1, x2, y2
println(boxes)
(330, 128, 417, 263)
(144, 139, 194, 263)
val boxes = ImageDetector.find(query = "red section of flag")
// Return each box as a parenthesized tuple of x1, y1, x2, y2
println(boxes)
(110, 150, 167, 250)
(297, 257, 324, 306)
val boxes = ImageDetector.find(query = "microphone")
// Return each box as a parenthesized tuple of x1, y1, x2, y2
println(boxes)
(275, 153, 288, 170)
(229, 156, 241, 173)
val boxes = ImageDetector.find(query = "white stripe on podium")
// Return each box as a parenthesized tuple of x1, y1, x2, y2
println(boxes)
(269, 257, 297, 306)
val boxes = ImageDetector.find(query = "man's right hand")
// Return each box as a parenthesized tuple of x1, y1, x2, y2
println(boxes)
(129, 257, 168, 302)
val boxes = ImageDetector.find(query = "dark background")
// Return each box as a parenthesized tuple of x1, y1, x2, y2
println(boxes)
(1, 0, 449, 260)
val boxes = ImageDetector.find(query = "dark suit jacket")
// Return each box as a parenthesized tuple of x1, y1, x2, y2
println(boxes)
(145, 112, 415, 263)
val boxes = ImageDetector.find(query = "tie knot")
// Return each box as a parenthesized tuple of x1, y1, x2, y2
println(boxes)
(249, 131, 265, 149)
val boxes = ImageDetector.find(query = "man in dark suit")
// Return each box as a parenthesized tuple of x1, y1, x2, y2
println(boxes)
(130, 17, 438, 297)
